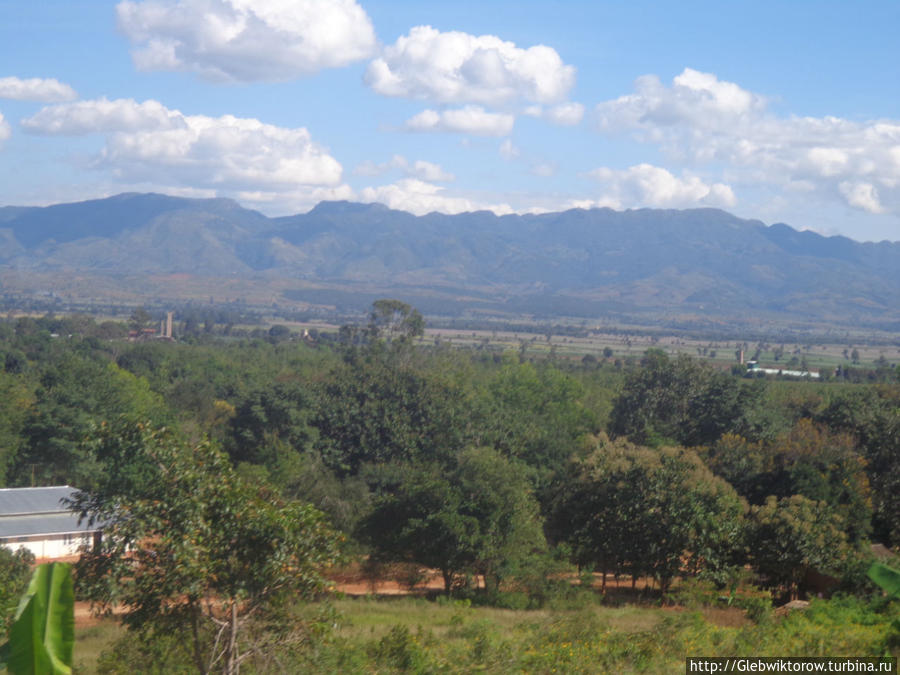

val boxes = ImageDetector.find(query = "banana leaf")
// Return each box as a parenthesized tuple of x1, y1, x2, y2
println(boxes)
(0, 562, 75, 675)
(867, 561, 900, 598)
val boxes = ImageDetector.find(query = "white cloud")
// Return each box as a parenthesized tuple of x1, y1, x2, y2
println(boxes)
(545, 102, 584, 126)
(366, 25, 575, 106)
(409, 160, 454, 182)
(0, 113, 10, 145)
(587, 163, 736, 209)
(499, 138, 520, 160)
(839, 181, 885, 214)
(21, 98, 342, 199)
(564, 197, 620, 210)
(526, 102, 584, 126)
(353, 155, 454, 182)
(595, 67, 900, 215)
(360, 178, 513, 215)
(596, 68, 765, 137)
(404, 106, 514, 136)
(0, 77, 77, 102)
(116, 0, 376, 82)
(21, 98, 181, 135)
(235, 184, 355, 214)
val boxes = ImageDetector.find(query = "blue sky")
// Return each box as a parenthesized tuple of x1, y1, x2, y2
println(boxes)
(1, 0, 898, 242)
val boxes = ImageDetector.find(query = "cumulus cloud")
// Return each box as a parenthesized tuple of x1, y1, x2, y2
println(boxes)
(0, 77, 77, 102)
(21, 98, 181, 135)
(366, 25, 575, 106)
(22, 98, 343, 198)
(839, 182, 885, 214)
(404, 106, 514, 136)
(587, 163, 736, 209)
(595, 67, 900, 215)
(596, 68, 765, 137)
(360, 178, 513, 215)
(116, 0, 376, 82)
(409, 160, 454, 182)
(563, 197, 620, 211)
(524, 102, 584, 126)
(235, 184, 356, 213)
(545, 102, 585, 126)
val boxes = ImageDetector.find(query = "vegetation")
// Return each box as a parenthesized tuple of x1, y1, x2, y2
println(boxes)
(0, 563, 75, 675)
(73, 593, 897, 674)
(69, 421, 341, 675)
(0, 549, 34, 634)
(0, 304, 898, 671)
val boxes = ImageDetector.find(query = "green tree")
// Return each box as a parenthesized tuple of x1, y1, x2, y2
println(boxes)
(226, 382, 318, 469)
(700, 433, 768, 502)
(367, 299, 424, 346)
(8, 359, 166, 488)
(313, 354, 471, 477)
(128, 306, 152, 333)
(0, 372, 33, 486)
(765, 419, 872, 542)
(478, 358, 595, 486)
(359, 467, 479, 592)
(455, 446, 546, 592)
(748, 495, 850, 599)
(817, 388, 900, 546)
(71, 420, 341, 675)
(359, 447, 546, 593)
(609, 350, 748, 447)
(552, 434, 745, 592)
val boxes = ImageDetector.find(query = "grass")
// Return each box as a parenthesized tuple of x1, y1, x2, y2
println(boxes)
(73, 592, 898, 673)
(72, 621, 125, 674)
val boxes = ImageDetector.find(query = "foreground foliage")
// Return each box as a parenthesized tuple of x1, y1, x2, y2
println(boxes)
(0, 562, 75, 675)
(70, 420, 342, 675)
(87, 593, 899, 674)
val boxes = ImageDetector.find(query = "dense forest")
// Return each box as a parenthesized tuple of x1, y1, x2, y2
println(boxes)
(0, 303, 898, 671)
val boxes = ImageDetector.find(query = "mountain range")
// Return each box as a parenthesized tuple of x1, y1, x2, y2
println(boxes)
(2, 192, 899, 328)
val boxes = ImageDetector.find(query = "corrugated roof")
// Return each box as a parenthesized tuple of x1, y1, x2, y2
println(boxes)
(0, 512, 98, 539)
(0, 486, 79, 516)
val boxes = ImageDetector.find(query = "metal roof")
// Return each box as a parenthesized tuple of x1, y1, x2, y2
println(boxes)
(0, 486, 79, 516)
(0, 512, 98, 539)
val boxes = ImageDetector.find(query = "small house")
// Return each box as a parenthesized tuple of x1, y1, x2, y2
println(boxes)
(0, 486, 99, 560)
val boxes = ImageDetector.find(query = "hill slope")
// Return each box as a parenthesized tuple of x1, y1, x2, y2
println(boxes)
(2, 193, 899, 326)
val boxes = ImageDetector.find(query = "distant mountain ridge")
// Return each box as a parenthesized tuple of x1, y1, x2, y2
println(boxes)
(2, 192, 900, 325)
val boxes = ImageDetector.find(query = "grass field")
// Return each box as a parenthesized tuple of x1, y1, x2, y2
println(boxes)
(72, 590, 897, 674)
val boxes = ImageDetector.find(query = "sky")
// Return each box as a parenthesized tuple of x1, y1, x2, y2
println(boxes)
(0, 0, 898, 242)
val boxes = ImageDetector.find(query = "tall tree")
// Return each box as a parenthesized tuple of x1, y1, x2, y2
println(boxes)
(817, 388, 900, 546)
(748, 495, 850, 599)
(367, 299, 424, 346)
(359, 447, 546, 593)
(551, 434, 745, 592)
(71, 420, 341, 675)
(609, 350, 748, 447)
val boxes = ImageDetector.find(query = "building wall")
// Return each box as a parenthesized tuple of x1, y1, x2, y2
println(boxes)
(1, 532, 93, 559)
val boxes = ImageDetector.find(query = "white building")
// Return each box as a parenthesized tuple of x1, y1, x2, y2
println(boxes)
(0, 486, 99, 560)
(746, 361, 820, 379)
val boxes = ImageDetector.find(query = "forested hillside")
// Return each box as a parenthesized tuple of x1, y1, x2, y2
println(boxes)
(0, 306, 898, 670)
(4, 193, 900, 327)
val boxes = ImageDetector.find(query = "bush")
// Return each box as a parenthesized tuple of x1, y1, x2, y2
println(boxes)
(369, 625, 432, 673)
